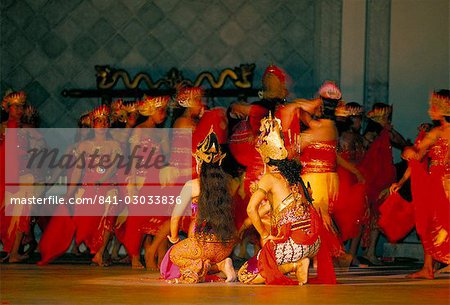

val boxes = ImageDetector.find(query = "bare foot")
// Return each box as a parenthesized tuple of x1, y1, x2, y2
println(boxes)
(9, 254, 29, 263)
(92, 253, 110, 267)
(219, 258, 236, 282)
(144, 252, 158, 271)
(405, 269, 434, 279)
(131, 255, 144, 269)
(295, 258, 310, 286)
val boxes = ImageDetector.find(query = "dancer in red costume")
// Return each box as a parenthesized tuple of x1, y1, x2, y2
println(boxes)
(169, 86, 228, 182)
(19, 105, 47, 257)
(230, 65, 300, 196)
(230, 65, 303, 259)
(66, 105, 121, 266)
(167, 87, 228, 234)
(162, 129, 236, 283)
(237, 113, 335, 285)
(37, 113, 92, 265)
(0, 91, 31, 263)
(333, 101, 368, 266)
(380, 123, 432, 244)
(395, 90, 450, 279)
(109, 100, 141, 263)
(294, 83, 365, 269)
(358, 103, 408, 265)
(124, 95, 170, 270)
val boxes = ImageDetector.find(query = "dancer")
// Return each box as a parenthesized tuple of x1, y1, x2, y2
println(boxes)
(124, 95, 171, 269)
(333, 101, 368, 266)
(162, 129, 236, 283)
(398, 90, 450, 278)
(237, 113, 338, 285)
(0, 91, 31, 263)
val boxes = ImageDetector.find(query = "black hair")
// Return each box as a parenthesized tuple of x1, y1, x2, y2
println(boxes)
(321, 97, 339, 120)
(335, 117, 352, 134)
(197, 162, 236, 242)
(267, 158, 313, 203)
(267, 158, 302, 185)
(363, 102, 391, 136)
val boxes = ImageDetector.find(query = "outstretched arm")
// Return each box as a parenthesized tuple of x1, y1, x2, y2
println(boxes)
(390, 166, 411, 194)
(402, 128, 439, 161)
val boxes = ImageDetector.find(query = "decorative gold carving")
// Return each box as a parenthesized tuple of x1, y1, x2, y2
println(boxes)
(95, 64, 255, 90)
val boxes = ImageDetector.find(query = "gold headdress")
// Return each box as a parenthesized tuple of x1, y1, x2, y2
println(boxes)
(318, 81, 342, 100)
(366, 105, 392, 125)
(176, 87, 204, 108)
(90, 105, 111, 126)
(110, 99, 128, 123)
(78, 111, 92, 128)
(138, 95, 169, 116)
(2, 91, 26, 111)
(111, 99, 123, 111)
(122, 101, 138, 113)
(256, 112, 288, 163)
(335, 101, 364, 117)
(193, 127, 226, 165)
(429, 91, 450, 117)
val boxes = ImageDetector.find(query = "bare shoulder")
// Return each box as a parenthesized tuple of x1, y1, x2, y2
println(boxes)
(186, 179, 200, 197)
(173, 117, 192, 129)
(257, 172, 276, 190)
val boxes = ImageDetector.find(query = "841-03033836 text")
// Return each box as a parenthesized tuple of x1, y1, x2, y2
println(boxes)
(8, 195, 182, 205)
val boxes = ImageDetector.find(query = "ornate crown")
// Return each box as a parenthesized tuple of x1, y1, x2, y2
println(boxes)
(176, 86, 204, 108)
(111, 99, 123, 111)
(193, 127, 226, 165)
(335, 101, 364, 117)
(318, 81, 342, 100)
(2, 91, 26, 110)
(256, 112, 288, 163)
(122, 101, 139, 113)
(90, 105, 111, 126)
(110, 99, 128, 123)
(78, 112, 92, 128)
(429, 91, 450, 116)
(139, 95, 169, 116)
(366, 105, 392, 124)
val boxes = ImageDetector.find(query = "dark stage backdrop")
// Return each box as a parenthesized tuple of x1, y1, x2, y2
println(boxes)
(1, 0, 343, 127)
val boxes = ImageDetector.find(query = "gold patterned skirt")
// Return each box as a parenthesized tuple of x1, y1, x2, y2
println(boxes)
(169, 236, 235, 283)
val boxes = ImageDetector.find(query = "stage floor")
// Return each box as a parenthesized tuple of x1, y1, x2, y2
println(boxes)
(1, 263, 449, 305)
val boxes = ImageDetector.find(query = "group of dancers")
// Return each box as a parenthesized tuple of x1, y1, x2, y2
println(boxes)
(0, 65, 449, 284)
